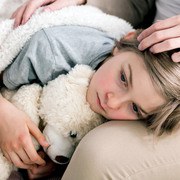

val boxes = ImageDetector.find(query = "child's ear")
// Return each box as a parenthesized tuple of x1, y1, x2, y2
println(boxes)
(112, 31, 137, 56)
(123, 31, 137, 40)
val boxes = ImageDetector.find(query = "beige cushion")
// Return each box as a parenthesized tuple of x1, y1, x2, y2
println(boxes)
(63, 121, 180, 180)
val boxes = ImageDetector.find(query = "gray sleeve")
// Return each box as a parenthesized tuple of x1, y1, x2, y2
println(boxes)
(42, 26, 115, 70)
(3, 30, 57, 89)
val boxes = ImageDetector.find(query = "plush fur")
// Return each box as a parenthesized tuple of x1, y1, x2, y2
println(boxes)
(0, 3, 133, 179)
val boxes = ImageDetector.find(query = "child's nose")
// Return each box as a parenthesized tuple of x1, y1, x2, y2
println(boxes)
(106, 92, 125, 110)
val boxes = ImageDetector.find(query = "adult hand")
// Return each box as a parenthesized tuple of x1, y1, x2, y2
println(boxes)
(0, 96, 49, 169)
(27, 151, 56, 179)
(137, 15, 180, 62)
(11, 0, 86, 28)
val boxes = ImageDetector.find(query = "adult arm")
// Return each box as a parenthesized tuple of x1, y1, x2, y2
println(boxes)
(138, 15, 180, 62)
(11, 0, 86, 28)
(0, 95, 49, 169)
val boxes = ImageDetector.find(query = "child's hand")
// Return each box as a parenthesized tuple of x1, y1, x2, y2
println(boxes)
(0, 96, 49, 169)
(11, 0, 86, 28)
(137, 15, 180, 62)
(27, 151, 56, 179)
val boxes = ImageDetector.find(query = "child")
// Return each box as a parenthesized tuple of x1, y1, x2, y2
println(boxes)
(0, 25, 179, 176)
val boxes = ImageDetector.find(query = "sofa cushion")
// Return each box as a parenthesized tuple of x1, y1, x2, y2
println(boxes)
(87, 0, 156, 28)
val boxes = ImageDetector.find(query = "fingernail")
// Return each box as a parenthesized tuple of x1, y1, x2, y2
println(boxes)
(137, 35, 141, 41)
(156, 19, 162, 22)
(44, 141, 49, 147)
(138, 44, 142, 50)
(172, 53, 180, 62)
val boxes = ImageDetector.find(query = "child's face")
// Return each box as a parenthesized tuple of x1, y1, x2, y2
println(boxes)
(87, 50, 166, 120)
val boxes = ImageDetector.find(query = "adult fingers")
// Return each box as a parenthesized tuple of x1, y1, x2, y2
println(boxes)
(11, 0, 50, 28)
(27, 119, 49, 148)
(149, 37, 180, 53)
(23, 136, 46, 166)
(138, 24, 180, 51)
(172, 52, 180, 62)
(2, 151, 12, 163)
(20, 0, 49, 25)
(11, 7, 20, 19)
(138, 15, 180, 42)
(12, 5, 27, 28)
(16, 148, 34, 165)
(43, 0, 76, 12)
(8, 152, 33, 169)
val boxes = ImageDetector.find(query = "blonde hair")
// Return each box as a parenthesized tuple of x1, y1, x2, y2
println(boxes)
(116, 30, 180, 136)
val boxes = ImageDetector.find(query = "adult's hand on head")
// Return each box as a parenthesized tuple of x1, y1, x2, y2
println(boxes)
(0, 96, 49, 169)
(11, 0, 86, 28)
(137, 15, 180, 62)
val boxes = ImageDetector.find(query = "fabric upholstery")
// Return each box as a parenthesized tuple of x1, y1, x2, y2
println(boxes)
(62, 121, 180, 180)
(87, 0, 156, 28)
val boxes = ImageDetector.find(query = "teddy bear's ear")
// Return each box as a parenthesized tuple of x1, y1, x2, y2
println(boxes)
(68, 64, 94, 81)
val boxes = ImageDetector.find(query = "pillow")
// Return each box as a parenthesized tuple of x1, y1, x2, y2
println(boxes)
(87, 0, 156, 28)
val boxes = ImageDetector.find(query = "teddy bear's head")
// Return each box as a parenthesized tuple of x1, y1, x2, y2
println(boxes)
(39, 65, 105, 164)
(43, 124, 75, 164)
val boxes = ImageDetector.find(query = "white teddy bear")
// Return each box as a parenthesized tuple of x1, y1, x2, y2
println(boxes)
(0, 64, 105, 180)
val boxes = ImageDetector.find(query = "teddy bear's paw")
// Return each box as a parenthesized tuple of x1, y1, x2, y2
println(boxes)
(0, 87, 16, 101)
(11, 84, 42, 125)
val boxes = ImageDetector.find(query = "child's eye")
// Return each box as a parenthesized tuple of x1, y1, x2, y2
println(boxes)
(132, 103, 140, 115)
(120, 71, 128, 87)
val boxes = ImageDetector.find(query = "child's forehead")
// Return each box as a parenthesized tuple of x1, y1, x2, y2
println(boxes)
(114, 50, 145, 64)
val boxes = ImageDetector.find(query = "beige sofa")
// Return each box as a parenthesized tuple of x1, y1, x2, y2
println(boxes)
(87, 0, 156, 28)
(63, 121, 180, 180)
